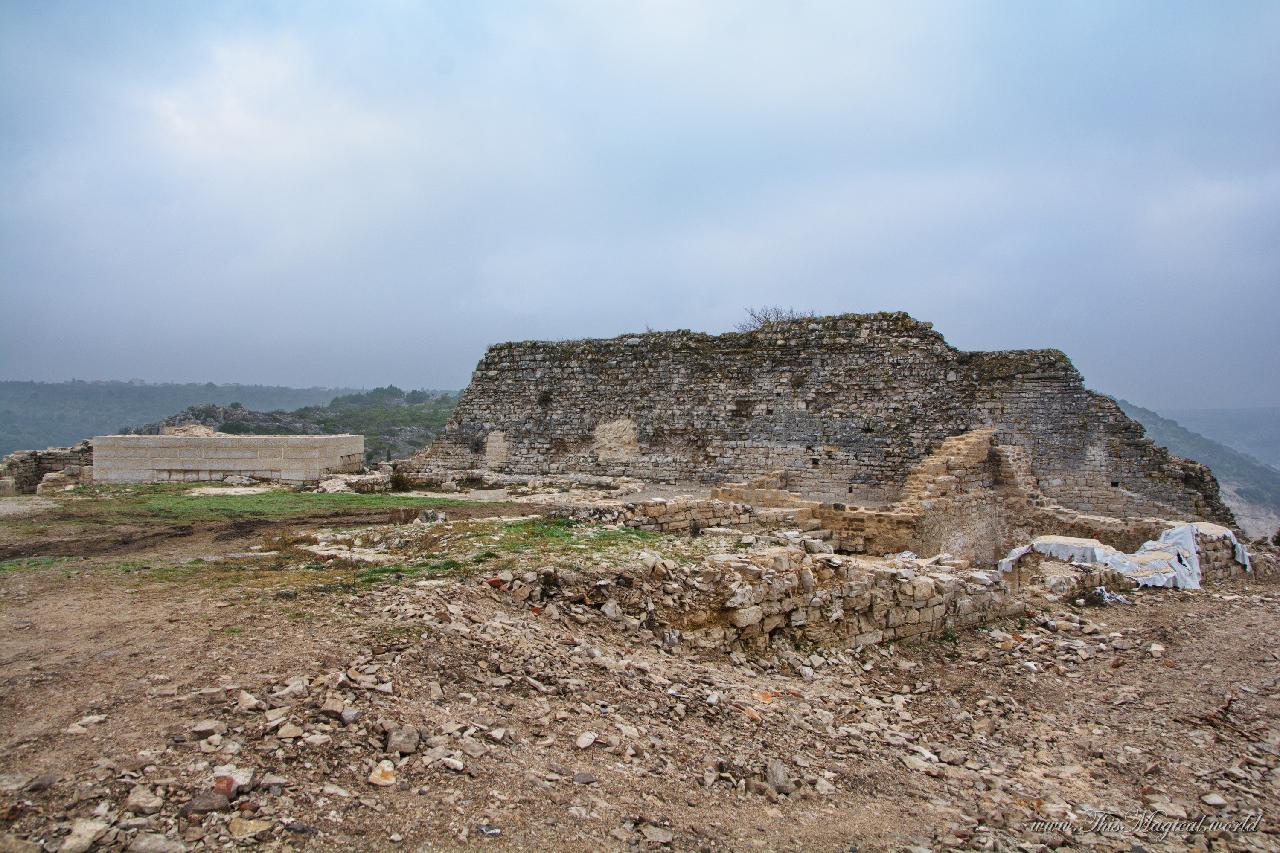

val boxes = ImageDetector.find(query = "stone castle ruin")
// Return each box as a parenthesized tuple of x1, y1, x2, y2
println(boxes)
(395, 312, 1261, 650)
(404, 312, 1232, 528)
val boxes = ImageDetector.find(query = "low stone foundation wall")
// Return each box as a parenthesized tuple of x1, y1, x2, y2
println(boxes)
(683, 548, 1027, 652)
(92, 435, 364, 484)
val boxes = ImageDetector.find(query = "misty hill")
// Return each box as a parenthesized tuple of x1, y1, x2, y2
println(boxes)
(128, 386, 458, 463)
(1160, 407, 1280, 471)
(0, 380, 360, 456)
(1118, 399, 1280, 538)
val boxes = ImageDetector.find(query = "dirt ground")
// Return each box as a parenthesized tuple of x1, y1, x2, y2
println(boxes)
(1, 491, 1279, 852)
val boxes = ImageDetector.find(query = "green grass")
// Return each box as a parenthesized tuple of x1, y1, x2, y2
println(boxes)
(0, 555, 79, 574)
(356, 558, 464, 585)
(490, 517, 659, 554)
(31, 483, 480, 527)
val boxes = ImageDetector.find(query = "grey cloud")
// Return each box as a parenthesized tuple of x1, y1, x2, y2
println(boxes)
(1, 1, 1277, 407)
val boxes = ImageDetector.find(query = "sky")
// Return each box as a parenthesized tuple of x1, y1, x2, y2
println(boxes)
(1, 2, 1278, 409)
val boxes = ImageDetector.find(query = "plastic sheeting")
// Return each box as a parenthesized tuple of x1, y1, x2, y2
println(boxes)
(998, 524, 1252, 590)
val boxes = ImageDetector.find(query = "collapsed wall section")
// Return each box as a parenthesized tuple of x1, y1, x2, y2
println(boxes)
(410, 313, 1232, 526)
(92, 434, 364, 484)
(0, 442, 94, 494)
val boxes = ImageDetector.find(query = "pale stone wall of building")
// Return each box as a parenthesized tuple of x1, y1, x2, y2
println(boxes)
(92, 435, 364, 484)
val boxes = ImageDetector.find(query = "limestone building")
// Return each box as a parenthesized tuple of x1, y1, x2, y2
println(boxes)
(404, 312, 1233, 527)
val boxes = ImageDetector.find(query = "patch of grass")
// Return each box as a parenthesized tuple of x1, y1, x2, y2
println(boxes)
(356, 558, 465, 586)
(0, 556, 79, 574)
(472, 549, 499, 563)
(495, 517, 579, 552)
(221, 626, 243, 634)
(580, 525, 661, 546)
(41, 483, 482, 528)
(486, 516, 661, 557)
(933, 628, 959, 646)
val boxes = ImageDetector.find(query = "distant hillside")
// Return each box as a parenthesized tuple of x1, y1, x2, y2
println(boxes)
(1161, 407, 1280, 471)
(1118, 399, 1280, 539)
(129, 386, 458, 463)
(0, 380, 360, 456)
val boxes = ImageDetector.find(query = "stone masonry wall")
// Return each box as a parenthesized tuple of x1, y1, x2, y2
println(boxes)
(0, 441, 94, 494)
(92, 435, 364, 484)
(408, 313, 1233, 526)
(639, 429, 1180, 568)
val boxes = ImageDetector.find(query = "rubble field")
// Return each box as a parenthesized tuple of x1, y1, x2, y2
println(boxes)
(1, 485, 1279, 852)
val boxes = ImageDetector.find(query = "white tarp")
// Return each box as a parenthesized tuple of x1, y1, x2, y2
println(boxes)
(998, 524, 1251, 590)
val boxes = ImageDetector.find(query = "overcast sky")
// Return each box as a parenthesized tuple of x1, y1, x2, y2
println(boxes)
(2, 2, 1277, 409)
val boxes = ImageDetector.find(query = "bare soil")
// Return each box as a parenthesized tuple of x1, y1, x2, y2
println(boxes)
(1, 496, 1279, 852)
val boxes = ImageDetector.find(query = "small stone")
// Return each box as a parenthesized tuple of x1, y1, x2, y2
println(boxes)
(1201, 792, 1227, 807)
(190, 719, 227, 738)
(127, 834, 186, 853)
(572, 771, 597, 785)
(477, 825, 502, 838)
(227, 817, 272, 840)
(765, 759, 794, 794)
(319, 697, 346, 718)
(814, 777, 836, 795)
(180, 790, 230, 816)
(277, 723, 304, 739)
(60, 820, 110, 853)
(0, 834, 40, 853)
(640, 825, 674, 844)
(126, 785, 164, 815)
(368, 760, 397, 787)
(0, 775, 30, 794)
(22, 772, 59, 792)
(236, 691, 265, 713)
(576, 731, 597, 749)
(259, 773, 288, 789)
(386, 727, 420, 755)
(731, 606, 764, 628)
(1150, 643, 1165, 658)
(459, 737, 488, 758)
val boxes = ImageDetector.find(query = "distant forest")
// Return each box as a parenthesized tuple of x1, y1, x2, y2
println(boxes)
(127, 386, 459, 463)
(0, 380, 360, 455)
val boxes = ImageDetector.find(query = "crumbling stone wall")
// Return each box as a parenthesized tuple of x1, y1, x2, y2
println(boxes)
(636, 429, 1182, 567)
(408, 313, 1233, 526)
(0, 441, 93, 494)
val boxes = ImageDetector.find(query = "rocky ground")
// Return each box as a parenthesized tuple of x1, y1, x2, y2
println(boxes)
(1, 487, 1279, 852)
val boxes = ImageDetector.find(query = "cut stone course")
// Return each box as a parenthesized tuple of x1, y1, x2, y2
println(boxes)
(91, 434, 363, 484)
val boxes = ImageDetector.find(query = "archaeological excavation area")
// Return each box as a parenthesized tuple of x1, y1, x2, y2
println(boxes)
(1, 313, 1278, 852)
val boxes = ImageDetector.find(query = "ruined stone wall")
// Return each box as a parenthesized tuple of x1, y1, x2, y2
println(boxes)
(410, 313, 1233, 526)
(650, 429, 1180, 567)
(92, 435, 364, 484)
(0, 441, 94, 494)
(678, 548, 1028, 652)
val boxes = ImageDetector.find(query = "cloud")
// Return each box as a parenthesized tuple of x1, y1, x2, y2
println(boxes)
(0, 2, 1277, 407)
